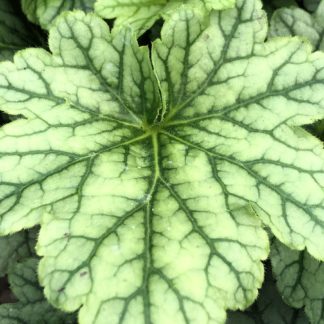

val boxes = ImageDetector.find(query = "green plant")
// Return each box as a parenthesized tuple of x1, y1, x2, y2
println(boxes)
(1, 0, 324, 323)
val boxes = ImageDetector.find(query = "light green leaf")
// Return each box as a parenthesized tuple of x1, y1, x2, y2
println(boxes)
(94, 0, 236, 36)
(271, 239, 324, 324)
(0, 0, 40, 61)
(269, 2, 324, 143)
(0, 228, 37, 277)
(0, 258, 75, 324)
(269, 0, 324, 51)
(227, 269, 308, 324)
(1, 0, 324, 322)
(22, 0, 96, 29)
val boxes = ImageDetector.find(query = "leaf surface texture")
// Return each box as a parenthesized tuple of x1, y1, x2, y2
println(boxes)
(269, 0, 324, 51)
(0, 258, 75, 324)
(1, 1, 324, 323)
(271, 239, 324, 324)
(22, 0, 96, 29)
(94, 0, 235, 35)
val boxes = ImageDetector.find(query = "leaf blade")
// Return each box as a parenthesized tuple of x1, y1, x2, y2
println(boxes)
(1, 1, 324, 323)
(153, 1, 324, 260)
(22, 0, 96, 29)
(271, 239, 324, 324)
(94, 0, 236, 36)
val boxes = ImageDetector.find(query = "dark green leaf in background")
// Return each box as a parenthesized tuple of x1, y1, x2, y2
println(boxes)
(0, 258, 76, 324)
(0, 0, 42, 61)
(227, 266, 308, 324)
(271, 239, 324, 324)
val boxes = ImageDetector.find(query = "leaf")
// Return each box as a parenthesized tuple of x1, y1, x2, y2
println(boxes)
(269, 0, 324, 51)
(269, 1, 324, 141)
(0, 228, 37, 277)
(0, 0, 324, 322)
(261, 0, 297, 18)
(0, 258, 75, 324)
(94, 0, 236, 36)
(271, 239, 324, 324)
(227, 267, 308, 324)
(0, 0, 40, 61)
(22, 0, 96, 29)
(303, 0, 322, 13)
